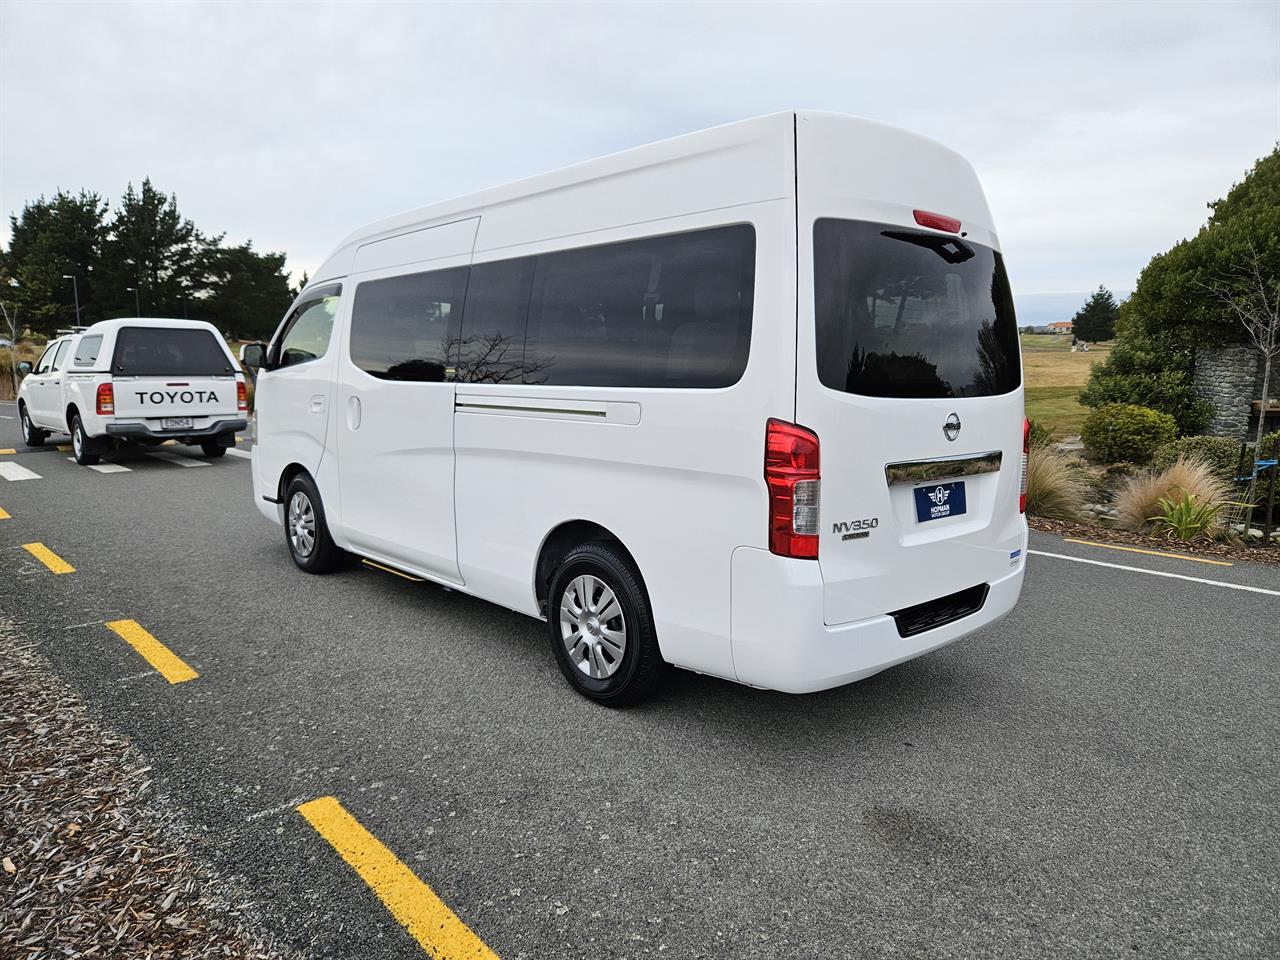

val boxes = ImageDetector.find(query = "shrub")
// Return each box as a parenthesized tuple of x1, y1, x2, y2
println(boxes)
(1151, 435, 1243, 479)
(1147, 492, 1224, 542)
(1261, 429, 1280, 460)
(1114, 456, 1232, 535)
(1024, 445, 1086, 520)
(1081, 403, 1177, 464)
(1027, 418, 1055, 448)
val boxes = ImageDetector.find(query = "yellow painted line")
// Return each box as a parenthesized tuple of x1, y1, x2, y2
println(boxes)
(0, 506, 9, 520)
(1062, 538, 1233, 567)
(0, 448, 15, 455)
(22, 542, 75, 574)
(297, 796, 498, 959)
(105, 619, 199, 683)
(55, 444, 71, 452)
(362, 558, 426, 582)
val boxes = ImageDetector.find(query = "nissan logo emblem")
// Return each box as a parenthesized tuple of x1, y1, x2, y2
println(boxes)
(943, 412, 961, 442)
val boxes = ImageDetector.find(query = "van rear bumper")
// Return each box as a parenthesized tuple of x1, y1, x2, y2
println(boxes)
(105, 418, 247, 440)
(729, 546, 1024, 693)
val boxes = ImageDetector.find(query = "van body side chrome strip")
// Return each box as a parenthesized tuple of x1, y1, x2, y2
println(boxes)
(884, 450, 1002, 486)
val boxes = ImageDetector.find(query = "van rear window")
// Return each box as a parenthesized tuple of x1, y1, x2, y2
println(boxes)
(111, 327, 234, 377)
(813, 219, 1020, 398)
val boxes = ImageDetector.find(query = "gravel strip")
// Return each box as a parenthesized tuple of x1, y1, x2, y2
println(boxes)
(0, 624, 299, 960)
(1029, 516, 1280, 565)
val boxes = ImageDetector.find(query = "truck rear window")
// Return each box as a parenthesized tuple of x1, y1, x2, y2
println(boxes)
(111, 327, 234, 377)
(813, 218, 1020, 398)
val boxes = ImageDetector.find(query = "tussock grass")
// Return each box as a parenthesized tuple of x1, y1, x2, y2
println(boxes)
(1024, 444, 1087, 521)
(1114, 456, 1233, 536)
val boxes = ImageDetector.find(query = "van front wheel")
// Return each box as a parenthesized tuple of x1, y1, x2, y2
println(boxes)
(547, 543, 663, 706)
(283, 474, 342, 573)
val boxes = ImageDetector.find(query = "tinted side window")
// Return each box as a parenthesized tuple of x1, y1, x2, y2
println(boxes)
(74, 335, 104, 366)
(351, 267, 469, 382)
(277, 288, 341, 369)
(524, 224, 755, 388)
(455, 258, 534, 384)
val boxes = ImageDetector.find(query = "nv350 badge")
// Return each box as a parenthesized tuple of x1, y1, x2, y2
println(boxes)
(834, 517, 879, 540)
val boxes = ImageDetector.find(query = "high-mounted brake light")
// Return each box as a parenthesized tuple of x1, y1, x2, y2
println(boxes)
(765, 419, 820, 559)
(237, 380, 248, 412)
(913, 209, 962, 233)
(96, 382, 114, 416)
(1019, 417, 1030, 513)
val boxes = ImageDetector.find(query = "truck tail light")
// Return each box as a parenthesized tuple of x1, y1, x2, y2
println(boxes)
(1019, 416, 1030, 513)
(766, 419, 820, 559)
(96, 383, 114, 415)
(237, 381, 248, 411)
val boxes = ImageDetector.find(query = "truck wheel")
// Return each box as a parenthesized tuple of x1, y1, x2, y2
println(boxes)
(70, 415, 100, 466)
(19, 404, 46, 447)
(200, 441, 228, 458)
(283, 473, 342, 573)
(546, 542, 665, 706)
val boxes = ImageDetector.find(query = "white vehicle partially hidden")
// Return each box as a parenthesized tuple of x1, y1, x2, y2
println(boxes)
(17, 318, 248, 465)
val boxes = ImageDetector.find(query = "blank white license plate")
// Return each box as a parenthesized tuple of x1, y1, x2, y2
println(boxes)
(161, 417, 193, 430)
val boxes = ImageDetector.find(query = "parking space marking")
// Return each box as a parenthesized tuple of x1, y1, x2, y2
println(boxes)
(148, 450, 211, 468)
(104, 619, 199, 683)
(0, 506, 9, 520)
(22, 542, 75, 574)
(0, 462, 40, 481)
(55, 444, 71, 452)
(1062, 537, 1233, 566)
(225, 447, 251, 459)
(1029, 550, 1280, 596)
(68, 459, 133, 473)
(297, 796, 499, 959)
(0, 447, 15, 454)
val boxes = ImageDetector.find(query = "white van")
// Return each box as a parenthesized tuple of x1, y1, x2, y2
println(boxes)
(243, 112, 1027, 704)
(18, 319, 248, 464)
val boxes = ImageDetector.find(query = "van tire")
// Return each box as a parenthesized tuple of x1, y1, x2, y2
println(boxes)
(283, 473, 342, 573)
(546, 542, 664, 706)
(19, 404, 46, 447)
(70, 415, 100, 466)
(200, 441, 227, 458)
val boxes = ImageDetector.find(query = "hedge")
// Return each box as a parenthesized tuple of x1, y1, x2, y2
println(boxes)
(1081, 403, 1177, 464)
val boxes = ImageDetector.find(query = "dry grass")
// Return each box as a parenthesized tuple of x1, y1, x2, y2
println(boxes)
(1024, 443, 1087, 521)
(1113, 456, 1233, 536)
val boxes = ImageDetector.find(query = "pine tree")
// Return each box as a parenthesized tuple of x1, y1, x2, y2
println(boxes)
(1071, 285, 1119, 342)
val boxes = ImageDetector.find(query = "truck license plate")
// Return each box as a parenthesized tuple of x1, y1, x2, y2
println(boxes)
(161, 417, 193, 430)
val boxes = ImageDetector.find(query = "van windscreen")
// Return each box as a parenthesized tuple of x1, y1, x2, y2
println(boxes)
(813, 219, 1020, 398)
(111, 327, 234, 377)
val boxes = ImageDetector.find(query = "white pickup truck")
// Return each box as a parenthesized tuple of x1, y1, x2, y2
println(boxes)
(17, 318, 248, 466)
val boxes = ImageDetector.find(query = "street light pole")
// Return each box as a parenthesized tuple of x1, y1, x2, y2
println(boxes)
(127, 286, 141, 316)
(61, 274, 81, 326)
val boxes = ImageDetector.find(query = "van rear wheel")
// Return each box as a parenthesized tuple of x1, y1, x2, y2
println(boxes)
(547, 542, 664, 706)
(283, 474, 342, 573)
(70, 415, 100, 466)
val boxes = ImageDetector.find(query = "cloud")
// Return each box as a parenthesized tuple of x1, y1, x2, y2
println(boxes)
(2, 0, 1276, 293)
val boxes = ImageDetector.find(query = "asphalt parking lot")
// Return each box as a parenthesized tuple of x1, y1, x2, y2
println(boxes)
(1, 400, 1276, 960)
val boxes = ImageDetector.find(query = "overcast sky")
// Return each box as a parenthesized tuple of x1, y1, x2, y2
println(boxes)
(1, 0, 1277, 296)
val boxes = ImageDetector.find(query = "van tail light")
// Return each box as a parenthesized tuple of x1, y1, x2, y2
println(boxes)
(913, 209, 962, 233)
(237, 380, 248, 412)
(766, 419, 820, 559)
(1019, 417, 1030, 513)
(96, 383, 114, 415)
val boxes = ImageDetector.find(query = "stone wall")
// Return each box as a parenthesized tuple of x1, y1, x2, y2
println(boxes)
(1193, 344, 1263, 438)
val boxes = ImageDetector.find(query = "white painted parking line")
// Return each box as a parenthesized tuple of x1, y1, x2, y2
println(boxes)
(148, 450, 211, 468)
(78, 460, 132, 473)
(1029, 550, 1280, 597)
(0, 462, 41, 481)
(225, 447, 251, 459)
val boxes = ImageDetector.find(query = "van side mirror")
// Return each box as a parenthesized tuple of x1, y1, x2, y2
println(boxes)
(239, 342, 267, 369)
(16, 361, 32, 376)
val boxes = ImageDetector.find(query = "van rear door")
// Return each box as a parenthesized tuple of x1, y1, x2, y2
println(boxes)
(794, 118, 1025, 627)
(109, 326, 240, 420)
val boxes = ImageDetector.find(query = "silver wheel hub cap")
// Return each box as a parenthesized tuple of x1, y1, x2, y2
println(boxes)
(72, 426, 81, 455)
(288, 491, 316, 557)
(559, 574, 627, 680)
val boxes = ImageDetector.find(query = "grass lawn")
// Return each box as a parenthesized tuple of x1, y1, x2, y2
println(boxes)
(1020, 335, 1112, 438)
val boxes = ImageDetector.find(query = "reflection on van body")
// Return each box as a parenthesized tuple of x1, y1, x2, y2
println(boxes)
(246, 111, 1027, 705)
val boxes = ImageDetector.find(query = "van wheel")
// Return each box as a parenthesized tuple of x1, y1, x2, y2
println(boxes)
(70, 415, 100, 466)
(19, 404, 46, 447)
(283, 474, 342, 573)
(547, 542, 664, 706)
(200, 440, 227, 458)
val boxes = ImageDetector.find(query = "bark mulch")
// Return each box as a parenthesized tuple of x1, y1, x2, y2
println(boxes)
(0, 628, 299, 960)
(1028, 516, 1280, 567)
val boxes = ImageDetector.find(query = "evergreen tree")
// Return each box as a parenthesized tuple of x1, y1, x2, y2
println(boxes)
(1071, 285, 1119, 342)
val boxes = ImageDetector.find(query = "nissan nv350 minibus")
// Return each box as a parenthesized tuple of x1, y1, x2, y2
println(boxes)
(242, 111, 1027, 705)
